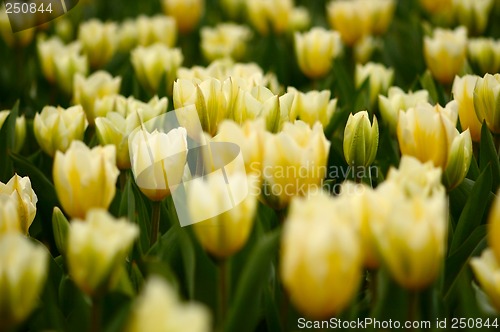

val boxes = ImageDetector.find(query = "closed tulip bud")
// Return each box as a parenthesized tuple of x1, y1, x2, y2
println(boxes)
(129, 127, 188, 201)
(443, 129, 472, 190)
(174, 78, 228, 135)
(467, 38, 500, 75)
(95, 96, 168, 169)
(53, 141, 119, 219)
(162, 0, 204, 34)
(118, 19, 138, 52)
(189, 173, 258, 258)
(344, 111, 379, 168)
(288, 87, 337, 127)
(127, 277, 211, 332)
(367, 0, 396, 36)
(0, 174, 37, 235)
(287, 6, 311, 32)
(201, 23, 252, 62)
(397, 101, 458, 169)
(53, 43, 89, 95)
(294, 27, 342, 79)
(355, 62, 394, 107)
(424, 27, 468, 85)
(73, 71, 122, 125)
(78, 19, 119, 68)
(67, 209, 139, 296)
(0, 233, 48, 329)
(378, 87, 429, 134)
(453, 0, 494, 35)
(131, 43, 183, 95)
(326, 0, 370, 46)
(136, 15, 177, 47)
(473, 73, 500, 134)
(281, 191, 363, 318)
(470, 248, 500, 311)
(372, 181, 448, 289)
(262, 121, 330, 209)
(34, 105, 88, 157)
(354, 36, 380, 64)
(488, 191, 500, 262)
(245, 0, 293, 35)
(0, 110, 27, 153)
(452, 75, 482, 142)
(212, 119, 265, 176)
(37, 36, 66, 84)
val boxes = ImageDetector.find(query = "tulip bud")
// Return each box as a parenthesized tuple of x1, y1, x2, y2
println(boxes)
(355, 62, 394, 107)
(131, 43, 183, 96)
(262, 121, 330, 209)
(78, 19, 119, 68)
(452, 75, 482, 142)
(118, 19, 138, 52)
(127, 277, 211, 332)
(281, 191, 363, 318)
(423, 26, 468, 85)
(95, 96, 168, 169)
(37, 36, 66, 84)
(220, 0, 245, 20)
(53, 141, 119, 219)
(287, 6, 310, 32)
(470, 248, 500, 311)
(294, 27, 342, 79)
(0, 174, 37, 235)
(288, 87, 337, 128)
(129, 127, 188, 202)
(0, 110, 26, 153)
(326, 0, 371, 46)
(245, 0, 293, 35)
(453, 0, 494, 35)
(371, 180, 448, 289)
(201, 23, 252, 62)
(136, 15, 177, 47)
(378, 87, 429, 134)
(0, 195, 21, 235)
(443, 129, 472, 190)
(488, 190, 500, 262)
(343, 111, 379, 168)
(397, 101, 458, 169)
(473, 73, 500, 134)
(467, 38, 500, 75)
(67, 209, 139, 296)
(189, 172, 258, 258)
(354, 36, 380, 64)
(0, 233, 48, 329)
(73, 71, 122, 125)
(420, 0, 452, 14)
(162, 0, 204, 34)
(34, 105, 88, 157)
(53, 43, 89, 95)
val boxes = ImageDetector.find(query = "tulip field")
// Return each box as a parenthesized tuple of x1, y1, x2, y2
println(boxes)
(1, 0, 500, 331)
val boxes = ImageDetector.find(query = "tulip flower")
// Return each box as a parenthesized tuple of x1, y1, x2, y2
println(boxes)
(423, 27, 468, 85)
(0, 110, 26, 153)
(470, 248, 500, 311)
(420, 0, 452, 14)
(34, 105, 88, 157)
(288, 87, 337, 128)
(0, 234, 48, 329)
(453, 0, 494, 35)
(136, 15, 177, 47)
(127, 277, 211, 332)
(0, 174, 37, 235)
(452, 75, 482, 142)
(343, 111, 379, 169)
(78, 19, 119, 68)
(245, 0, 293, 35)
(53, 141, 119, 219)
(488, 190, 500, 262)
(0, 195, 21, 235)
(467, 38, 500, 75)
(473, 73, 500, 134)
(67, 209, 139, 296)
(355, 62, 394, 108)
(294, 27, 342, 79)
(281, 191, 363, 318)
(201, 23, 252, 62)
(161, 0, 204, 34)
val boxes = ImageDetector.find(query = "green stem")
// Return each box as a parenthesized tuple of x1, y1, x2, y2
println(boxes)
(217, 259, 228, 329)
(150, 201, 161, 247)
(91, 296, 102, 332)
(408, 291, 419, 331)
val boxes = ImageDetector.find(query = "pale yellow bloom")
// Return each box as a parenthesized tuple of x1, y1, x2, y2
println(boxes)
(136, 15, 177, 47)
(343, 111, 379, 168)
(0, 174, 37, 235)
(53, 141, 119, 219)
(161, 0, 204, 34)
(355, 62, 394, 107)
(245, 0, 293, 35)
(420, 0, 452, 14)
(127, 277, 211, 332)
(488, 191, 500, 262)
(452, 75, 482, 142)
(287, 6, 311, 32)
(67, 209, 139, 296)
(470, 248, 500, 311)
(467, 38, 500, 75)
(294, 27, 342, 79)
(281, 191, 363, 318)
(0, 233, 48, 329)
(424, 27, 468, 85)
(453, 0, 494, 35)
(201, 23, 252, 62)
(78, 19, 119, 68)
(473, 73, 500, 134)
(288, 87, 337, 127)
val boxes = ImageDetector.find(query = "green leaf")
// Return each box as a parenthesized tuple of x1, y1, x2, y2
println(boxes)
(0, 100, 18, 182)
(444, 225, 487, 299)
(419, 70, 446, 105)
(479, 122, 500, 193)
(224, 229, 281, 332)
(52, 207, 70, 256)
(449, 165, 492, 253)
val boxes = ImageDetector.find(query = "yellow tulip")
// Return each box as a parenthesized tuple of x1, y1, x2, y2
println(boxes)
(470, 248, 500, 311)
(201, 23, 252, 62)
(53, 141, 119, 219)
(473, 73, 500, 134)
(326, 0, 371, 46)
(467, 38, 500, 75)
(78, 19, 119, 68)
(0, 233, 48, 329)
(420, 0, 452, 14)
(488, 191, 500, 262)
(136, 15, 177, 47)
(281, 191, 363, 318)
(453, 0, 494, 35)
(245, 0, 293, 35)
(0, 195, 21, 235)
(452, 75, 482, 142)
(0, 174, 37, 235)
(355, 62, 394, 107)
(67, 209, 139, 296)
(161, 0, 204, 34)
(127, 277, 211, 332)
(34, 105, 88, 157)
